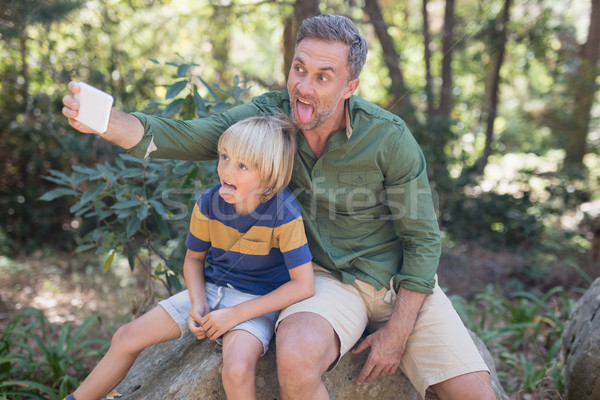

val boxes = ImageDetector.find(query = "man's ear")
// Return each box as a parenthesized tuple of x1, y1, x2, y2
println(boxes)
(344, 78, 360, 99)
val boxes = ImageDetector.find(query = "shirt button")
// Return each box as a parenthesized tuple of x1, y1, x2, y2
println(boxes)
(320, 220, 326, 227)
(356, 176, 363, 183)
(314, 170, 320, 177)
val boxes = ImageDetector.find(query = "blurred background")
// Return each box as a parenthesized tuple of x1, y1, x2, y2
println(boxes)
(0, 0, 598, 398)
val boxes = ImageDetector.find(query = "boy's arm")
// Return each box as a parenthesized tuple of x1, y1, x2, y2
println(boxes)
(183, 249, 210, 339)
(200, 261, 314, 340)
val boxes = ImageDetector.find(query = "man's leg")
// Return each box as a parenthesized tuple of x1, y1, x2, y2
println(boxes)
(366, 279, 494, 399)
(276, 312, 339, 400)
(275, 268, 370, 400)
(430, 371, 495, 400)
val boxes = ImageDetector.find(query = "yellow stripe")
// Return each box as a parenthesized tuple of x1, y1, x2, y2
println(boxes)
(189, 204, 210, 242)
(189, 205, 308, 256)
(274, 217, 308, 253)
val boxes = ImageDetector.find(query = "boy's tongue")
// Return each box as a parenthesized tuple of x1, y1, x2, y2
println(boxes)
(296, 100, 314, 125)
(219, 183, 236, 200)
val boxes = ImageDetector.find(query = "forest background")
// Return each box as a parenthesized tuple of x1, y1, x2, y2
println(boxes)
(1, 0, 599, 399)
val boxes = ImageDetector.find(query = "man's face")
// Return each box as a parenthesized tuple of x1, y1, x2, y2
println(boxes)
(287, 38, 359, 131)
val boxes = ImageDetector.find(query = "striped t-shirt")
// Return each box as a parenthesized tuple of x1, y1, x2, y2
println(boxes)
(185, 184, 313, 295)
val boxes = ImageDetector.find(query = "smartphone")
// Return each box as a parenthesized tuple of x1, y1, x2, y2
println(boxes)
(74, 82, 114, 134)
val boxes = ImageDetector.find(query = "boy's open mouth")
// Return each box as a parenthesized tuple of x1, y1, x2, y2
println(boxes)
(219, 181, 237, 199)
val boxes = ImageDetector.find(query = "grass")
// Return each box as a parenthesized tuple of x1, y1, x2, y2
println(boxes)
(0, 307, 109, 399)
(0, 251, 152, 399)
(451, 285, 582, 399)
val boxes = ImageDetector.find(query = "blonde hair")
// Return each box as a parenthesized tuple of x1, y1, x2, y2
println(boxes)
(217, 114, 298, 202)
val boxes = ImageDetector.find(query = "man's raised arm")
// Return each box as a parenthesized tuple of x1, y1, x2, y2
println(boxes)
(62, 81, 144, 149)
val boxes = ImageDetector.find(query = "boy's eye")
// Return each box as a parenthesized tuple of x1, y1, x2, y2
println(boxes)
(221, 154, 229, 161)
(238, 163, 248, 170)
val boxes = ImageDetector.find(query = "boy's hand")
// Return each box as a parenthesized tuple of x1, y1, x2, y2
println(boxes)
(188, 301, 210, 340)
(200, 307, 240, 340)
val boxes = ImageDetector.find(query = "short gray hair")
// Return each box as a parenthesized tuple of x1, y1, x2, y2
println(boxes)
(296, 14, 367, 81)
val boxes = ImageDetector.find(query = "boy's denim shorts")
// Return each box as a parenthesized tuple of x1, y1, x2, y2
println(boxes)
(159, 281, 279, 355)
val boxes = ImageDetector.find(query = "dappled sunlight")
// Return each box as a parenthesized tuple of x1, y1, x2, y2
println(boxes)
(480, 151, 563, 199)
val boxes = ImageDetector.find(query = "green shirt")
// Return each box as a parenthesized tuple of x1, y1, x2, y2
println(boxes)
(129, 90, 441, 294)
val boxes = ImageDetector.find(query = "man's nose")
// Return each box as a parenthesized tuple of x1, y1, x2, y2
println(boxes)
(297, 77, 314, 95)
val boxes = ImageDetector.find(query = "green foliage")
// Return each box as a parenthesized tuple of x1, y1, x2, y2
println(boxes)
(0, 307, 109, 399)
(41, 64, 247, 293)
(0, 0, 174, 255)
(451, 286, 577, 397)
(0, 0, 82, 39)
(441, 189, 543, 247)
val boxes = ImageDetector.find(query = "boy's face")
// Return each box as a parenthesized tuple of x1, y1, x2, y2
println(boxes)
(217, 148, 265, 215)
(287, 38, 359, 131)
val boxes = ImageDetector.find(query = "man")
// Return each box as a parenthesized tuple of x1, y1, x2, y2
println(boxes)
(63, 14, 495, 400)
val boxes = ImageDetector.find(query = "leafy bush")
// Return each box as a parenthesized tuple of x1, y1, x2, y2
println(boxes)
(40, 62, 247, 294)
(0, 307, 109, 399)
(441, 189, 543, 247)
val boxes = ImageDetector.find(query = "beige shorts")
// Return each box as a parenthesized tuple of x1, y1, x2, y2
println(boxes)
(276, 267, 489, 398)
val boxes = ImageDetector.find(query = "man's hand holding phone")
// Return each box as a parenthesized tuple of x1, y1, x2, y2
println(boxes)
(62, 81, 113, 134)
(62, 81, 145, 149)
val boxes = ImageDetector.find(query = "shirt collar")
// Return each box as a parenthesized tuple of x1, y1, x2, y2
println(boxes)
(345, 100, 353, 139)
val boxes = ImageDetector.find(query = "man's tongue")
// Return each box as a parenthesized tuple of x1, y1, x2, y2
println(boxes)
(296, 100, 314, 125)
(219, 183, 236, 200)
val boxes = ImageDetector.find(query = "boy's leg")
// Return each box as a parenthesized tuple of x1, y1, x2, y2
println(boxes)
(221, 330, 264, 400)
(72, 306, 181, 400)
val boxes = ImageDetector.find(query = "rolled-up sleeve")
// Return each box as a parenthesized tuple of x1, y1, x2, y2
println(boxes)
(384, 126, 441, 294)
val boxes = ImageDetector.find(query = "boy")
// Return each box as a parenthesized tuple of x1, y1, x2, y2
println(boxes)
(64, 114, 314, 400)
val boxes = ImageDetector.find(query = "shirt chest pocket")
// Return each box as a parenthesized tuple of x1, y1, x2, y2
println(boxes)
(337, 171, 384, 213)
(238, 238, 271, 256)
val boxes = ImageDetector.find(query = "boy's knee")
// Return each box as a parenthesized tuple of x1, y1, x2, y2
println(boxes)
(222, 358, 255, 385)
(111, 323, 141, 355)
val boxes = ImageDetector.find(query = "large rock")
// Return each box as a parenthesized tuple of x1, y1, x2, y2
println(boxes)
(114, 330, 507, 399)
(562, 277, 600, 400)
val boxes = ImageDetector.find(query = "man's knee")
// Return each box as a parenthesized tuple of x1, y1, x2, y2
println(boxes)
(431, 371, 495, 400)
(276, 313, 339, 378)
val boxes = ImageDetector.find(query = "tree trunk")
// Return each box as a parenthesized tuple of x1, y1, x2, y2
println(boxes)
(564, 0, 600, 168)
(422, 0, 434, 117)
(363, 0, 415, 119)
(209, 3, 233, 83)
(436, 0, 455, 121)
(282, 0, 320, 79)
(478, 0, 512, 173)
(19, 34, 31, 123)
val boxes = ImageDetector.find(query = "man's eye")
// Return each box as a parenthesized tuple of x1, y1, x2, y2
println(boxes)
(318, 74, 329, 82)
